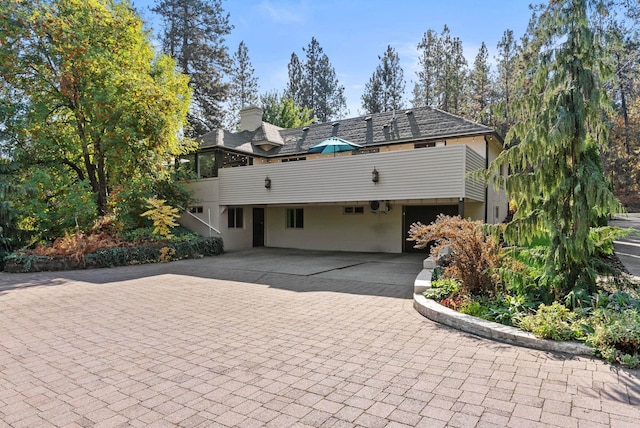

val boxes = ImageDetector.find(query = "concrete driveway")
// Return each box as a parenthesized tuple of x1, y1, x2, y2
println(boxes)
(611, 213, 640, 277)
(1, 248, 639, 427)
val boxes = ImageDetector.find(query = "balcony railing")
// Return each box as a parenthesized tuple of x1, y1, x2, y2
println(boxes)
(218, 145, 485, 206)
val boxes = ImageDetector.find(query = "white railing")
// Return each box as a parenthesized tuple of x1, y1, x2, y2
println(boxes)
(178, 206, 221, 236)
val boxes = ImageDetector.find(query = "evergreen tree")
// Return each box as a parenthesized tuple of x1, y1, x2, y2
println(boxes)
(493, 29, 520, 137)
(362, 45, 405, 114)
(468, 42, 493, 125)
(438, 27, 468, 115)
(227, 41, 259, 129)
(285, 53, 304, 107)
(286, 38, 347, 122)
(412, 29, 439, 107)
(260, 91, 313, 128)
(152, 0, 232, 136)
(362, 74, 383, 114)
(488, 0, 622, 297)
(0, 160, 26, 256)
(412, 26, 468, 115)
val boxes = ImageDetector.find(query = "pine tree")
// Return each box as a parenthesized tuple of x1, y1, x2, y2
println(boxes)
(412, 26, 468, 115)
(493, 29, 520, 137)
(152, 0, 232, 136)
(468, 42, 493, 125)
(362, 45, 405, 114)
(438, 28, 468, 115)
(285, 53, 304, 107)
(412, 29, 439, 107)
(489, 0, 622, 297)
(362, 74, 383, 114)
(286, 38, 347, 122)
(227, 41, 259, 129)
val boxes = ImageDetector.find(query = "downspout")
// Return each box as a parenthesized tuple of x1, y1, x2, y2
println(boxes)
(484, 136, 489, 223)
(460, 146, 466, 218)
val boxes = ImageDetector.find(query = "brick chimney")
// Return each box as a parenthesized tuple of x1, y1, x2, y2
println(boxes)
(239, 105, 263, 131)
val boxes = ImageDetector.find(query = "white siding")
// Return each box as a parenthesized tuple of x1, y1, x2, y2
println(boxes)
(465, 148, 486, 202)
(177, 178, 253, 251)
(487, 140, 509, 223)
(178, 178, 221, 237)
(219, 145, 485, 206)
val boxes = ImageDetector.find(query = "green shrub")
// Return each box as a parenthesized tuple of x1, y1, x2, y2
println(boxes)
(620, 353, 640, 369)
(585, 309, 640, 368)
(497, 247, 552, 304)
(119, 227, 157, 243)
(592, 291, 640, 312)
(120, 226, 198, 243)
(4, 237, 223, 272)
(424, 277, 460, 301)
(517, 302, 581, 341)
(459, 300, 490, 318)
(486, 293, 534, 326)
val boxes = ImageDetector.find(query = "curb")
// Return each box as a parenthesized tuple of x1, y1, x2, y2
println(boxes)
(412, 258, 593, 356)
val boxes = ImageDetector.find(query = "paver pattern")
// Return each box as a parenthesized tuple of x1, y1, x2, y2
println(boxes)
(0, 250, 639, 427)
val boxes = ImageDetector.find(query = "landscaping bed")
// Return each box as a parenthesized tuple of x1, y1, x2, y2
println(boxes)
(3, 224, 224, 273)
(408, 215, 640, 368)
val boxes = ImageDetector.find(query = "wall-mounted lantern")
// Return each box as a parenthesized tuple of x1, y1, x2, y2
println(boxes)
(265, 176, 271, 189)
(372, 167, 379, 183)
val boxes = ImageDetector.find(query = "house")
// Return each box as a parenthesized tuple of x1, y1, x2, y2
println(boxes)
(178, 105, 508, 253)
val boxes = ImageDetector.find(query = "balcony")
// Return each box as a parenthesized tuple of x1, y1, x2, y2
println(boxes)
(218, 145, 485, 206)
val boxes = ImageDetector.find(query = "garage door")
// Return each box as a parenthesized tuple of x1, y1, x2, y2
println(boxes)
(402, 205, 459, 253)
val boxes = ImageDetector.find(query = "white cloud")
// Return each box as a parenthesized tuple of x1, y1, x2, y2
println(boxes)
(259, 0, 307, 24)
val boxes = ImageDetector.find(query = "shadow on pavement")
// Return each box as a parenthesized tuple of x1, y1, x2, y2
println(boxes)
(0, 248, 425, 300)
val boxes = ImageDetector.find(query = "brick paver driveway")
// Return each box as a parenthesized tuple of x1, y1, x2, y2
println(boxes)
(1, 248, 639, 427)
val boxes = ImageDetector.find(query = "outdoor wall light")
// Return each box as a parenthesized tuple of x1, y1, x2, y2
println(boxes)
(372, 167, 379, 183)
(264, 176, 271, 189)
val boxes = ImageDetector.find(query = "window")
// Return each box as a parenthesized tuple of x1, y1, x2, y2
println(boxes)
(352, 147, 380, 155)
(495, 206, 500, 220)
(286, 208, 304, 229)
(198, 152, 217, 178)
(177, 153, 197, 175)
(228, 207, 244, 228)
(189, 206, 204, 214)
(414, 140, 445, 149)
(414, 142, 436, 149)
(344, 206, 364, 215)
(177, 152, 218, 178)
(281, 156, 307, 162)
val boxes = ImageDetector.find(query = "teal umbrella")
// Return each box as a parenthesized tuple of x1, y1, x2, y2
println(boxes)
(308, 137, 362, 155)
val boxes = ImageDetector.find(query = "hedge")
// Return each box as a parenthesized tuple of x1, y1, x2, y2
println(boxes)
(4, 237, 224, 273)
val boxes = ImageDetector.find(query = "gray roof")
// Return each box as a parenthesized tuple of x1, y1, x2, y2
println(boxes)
(198, 106, 497, 157)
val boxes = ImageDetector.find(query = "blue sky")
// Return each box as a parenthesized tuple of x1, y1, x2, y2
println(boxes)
(132, 0, 534, 116)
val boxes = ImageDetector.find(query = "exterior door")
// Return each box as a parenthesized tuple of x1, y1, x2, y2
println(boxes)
(403, 205, 458, 253)
(253, 208, 265, 247)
